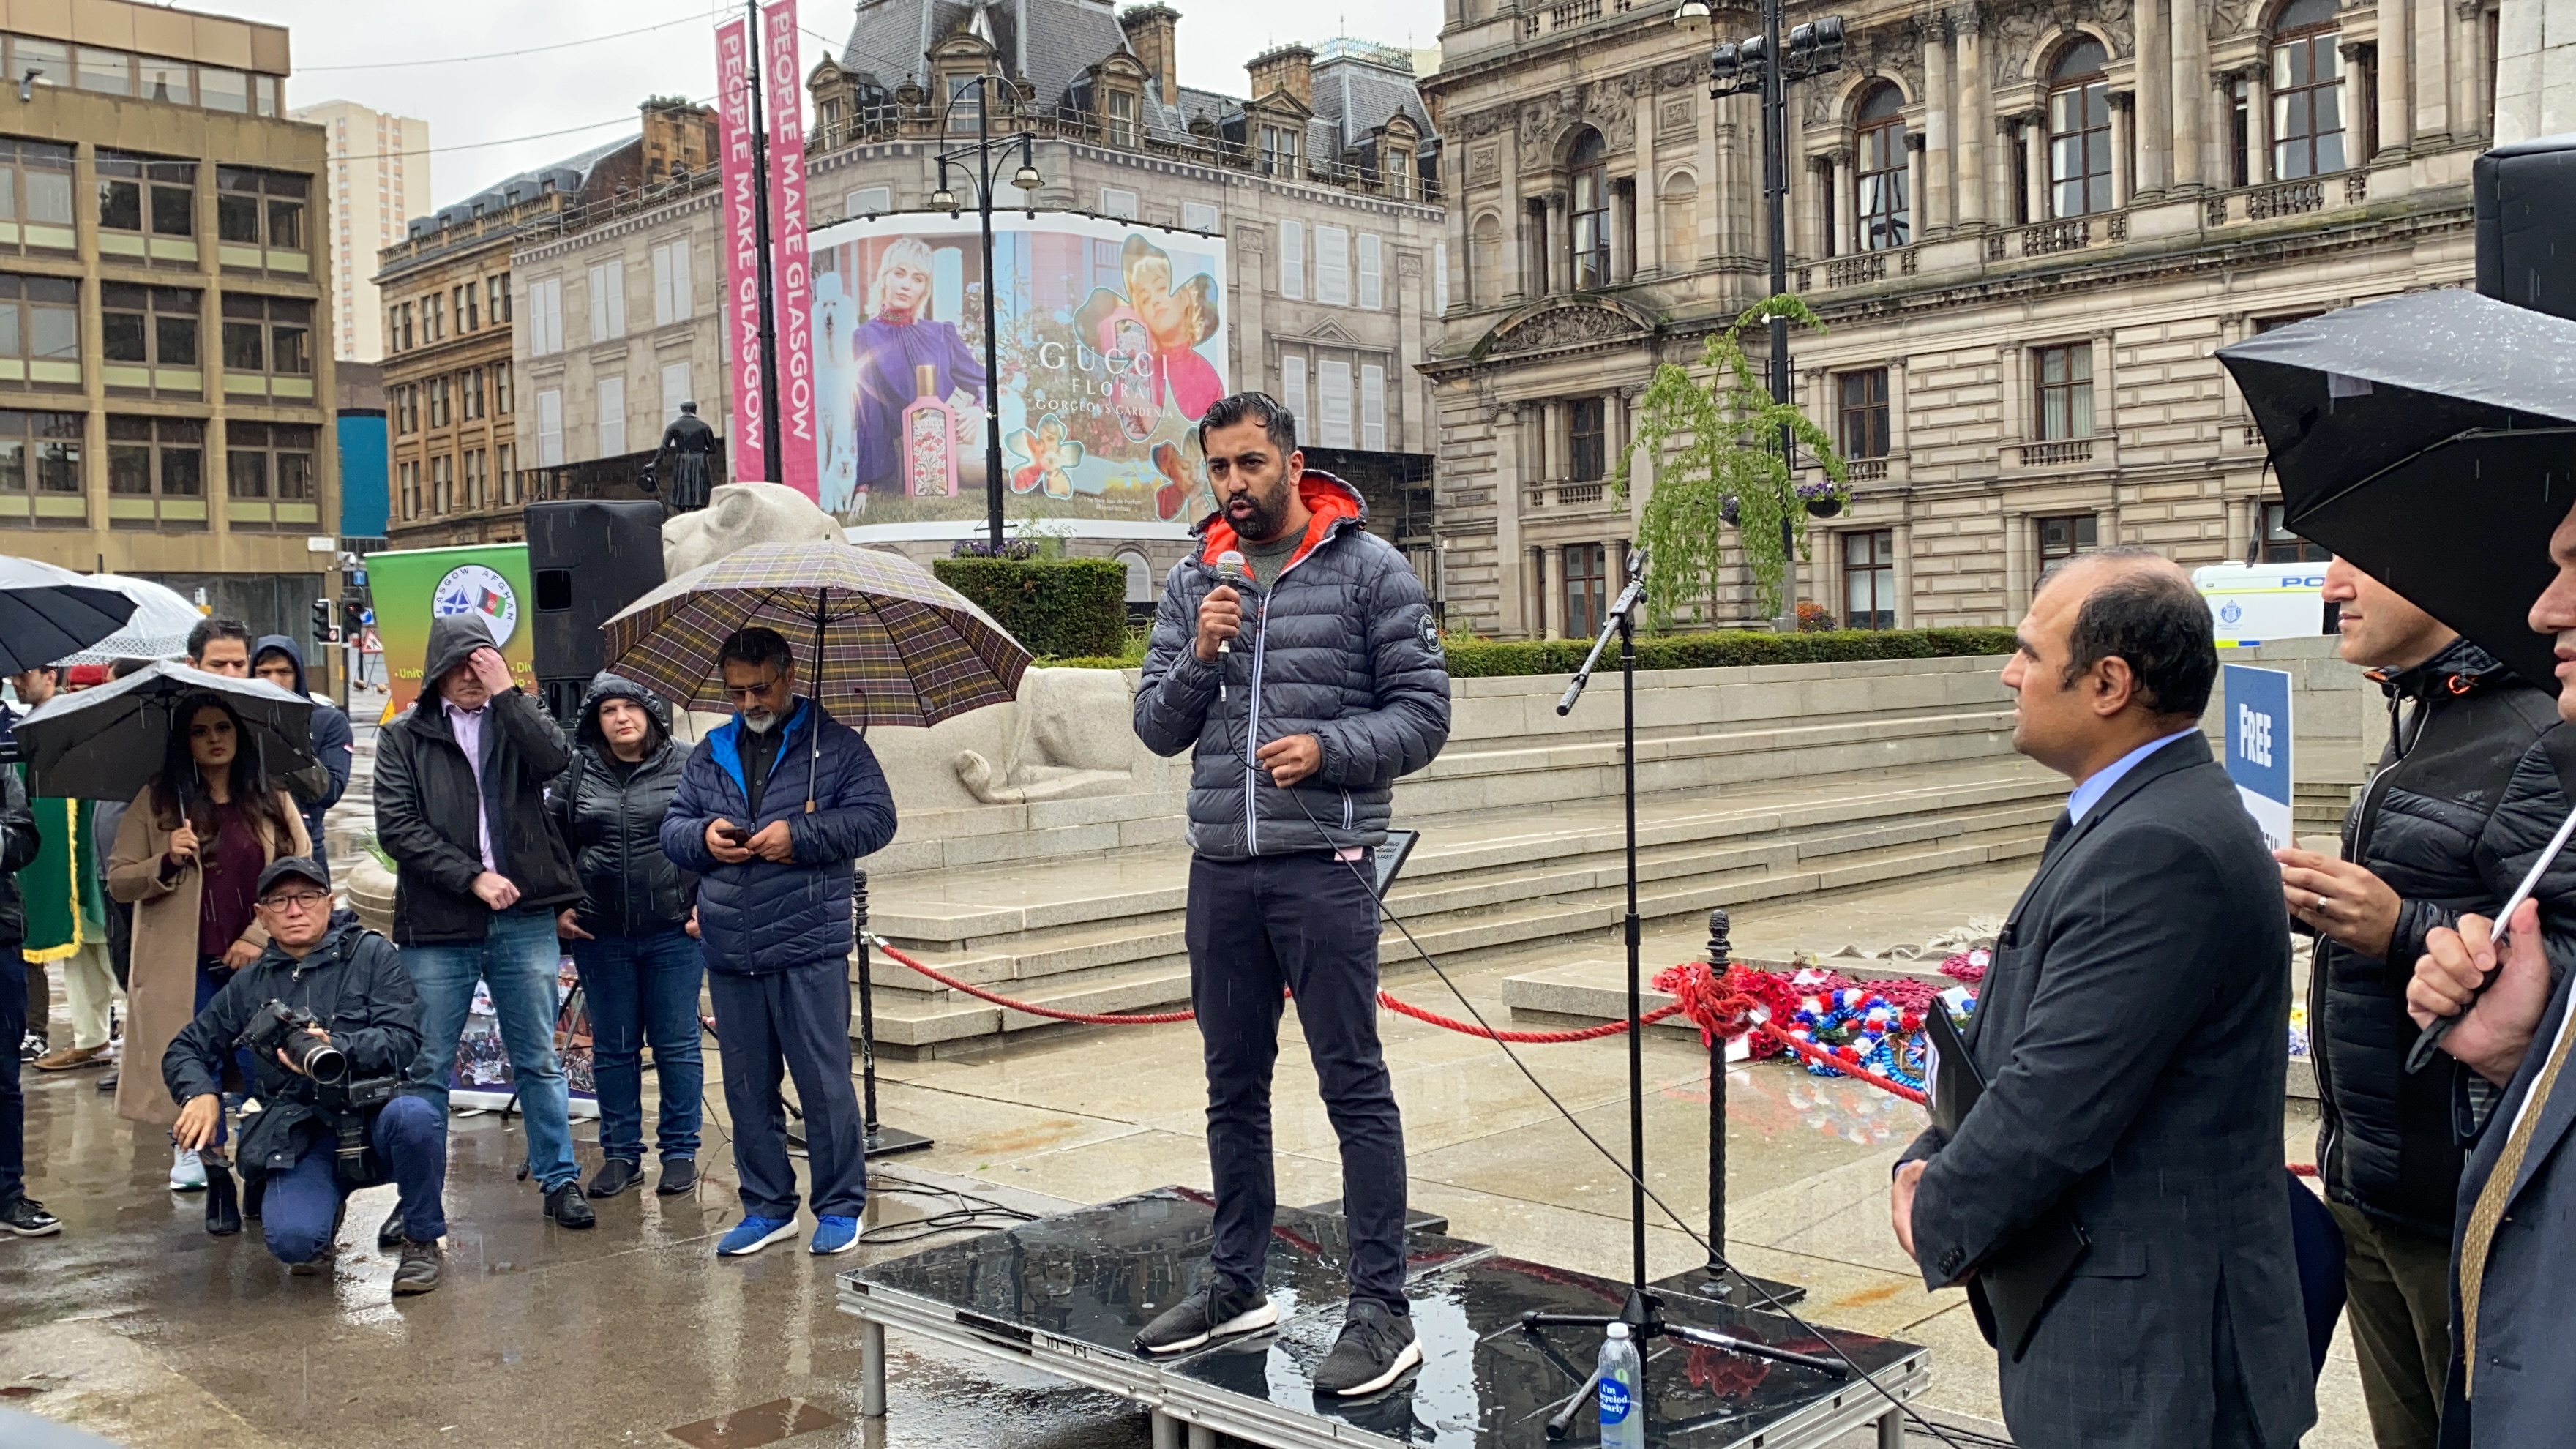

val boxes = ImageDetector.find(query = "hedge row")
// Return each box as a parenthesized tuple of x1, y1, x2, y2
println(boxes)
(1034, 624, 2021, 674)
(1440, 626, 2022, 678)
(932, 557, 1129, 660)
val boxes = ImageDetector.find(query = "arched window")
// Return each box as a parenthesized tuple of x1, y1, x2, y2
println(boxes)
(1855, 84, 1909, 250)
(2271, 0, 2345, 178)
(1568, 129, 1609, 291)
(2046, 38, 2113, 217)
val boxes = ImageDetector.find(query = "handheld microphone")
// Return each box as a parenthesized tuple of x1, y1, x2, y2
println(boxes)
(1215, 549, 1246, 704)
(1215, 550, 1246, 658)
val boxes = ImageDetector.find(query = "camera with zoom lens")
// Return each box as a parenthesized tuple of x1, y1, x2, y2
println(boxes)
(238, 1000, 347, 1085)
(326, 1074, 399, 1175)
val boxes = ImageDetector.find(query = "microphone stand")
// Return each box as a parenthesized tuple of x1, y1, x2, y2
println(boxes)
(1530, 550, 1843, 1440)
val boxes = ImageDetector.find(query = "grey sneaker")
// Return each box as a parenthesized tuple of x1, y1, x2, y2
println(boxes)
(392, 1238, 443, 1296)
(1310, 1299, 1422, 1398)
(1134, 1277, 1277, 1355)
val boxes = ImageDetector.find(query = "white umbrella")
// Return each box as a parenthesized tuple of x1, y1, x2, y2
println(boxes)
(52, 574, 204, 664)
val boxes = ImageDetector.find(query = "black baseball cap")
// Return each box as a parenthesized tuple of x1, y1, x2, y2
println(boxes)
(255, 856, 331, 897)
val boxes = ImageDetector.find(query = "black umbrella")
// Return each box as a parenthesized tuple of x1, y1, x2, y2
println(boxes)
(0, 557, 137, 677)
(2217, 288, 2576, 694)
(12, 659, 315, 802)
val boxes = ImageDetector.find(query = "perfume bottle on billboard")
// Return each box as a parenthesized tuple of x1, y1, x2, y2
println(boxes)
(902, 362, 958, 497)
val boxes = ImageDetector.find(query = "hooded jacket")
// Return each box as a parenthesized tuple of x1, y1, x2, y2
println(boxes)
(1134, 470, 1451, 858)
(162, 918, 420, 1175)
(547, 673, 694, 937)
(252, 634, 353, 851)
(0, 766, 38, 949)
(660, 696, 896, 973)
(371, 614, 579, 945)
(2313, 636, 2576, 1236)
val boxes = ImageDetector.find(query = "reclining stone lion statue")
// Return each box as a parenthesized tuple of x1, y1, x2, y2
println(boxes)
(953, 667, 1149, 804)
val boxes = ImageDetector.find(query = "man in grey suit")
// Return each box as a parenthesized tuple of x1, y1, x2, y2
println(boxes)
(2409, 496, 2576, 1447)
(1891, 549, 2316, 1448)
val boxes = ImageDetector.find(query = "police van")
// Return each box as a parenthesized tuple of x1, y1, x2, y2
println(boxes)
(2192, 563, 2334, 647)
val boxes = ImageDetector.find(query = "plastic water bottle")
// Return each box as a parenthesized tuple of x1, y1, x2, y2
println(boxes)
(1596, 1322, 1645, 1448)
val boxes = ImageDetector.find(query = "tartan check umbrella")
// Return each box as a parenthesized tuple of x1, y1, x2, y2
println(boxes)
(599, 539, 1030, 727)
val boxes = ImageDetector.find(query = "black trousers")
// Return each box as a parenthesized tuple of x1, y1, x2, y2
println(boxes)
(1186, 851, 1406, 1307)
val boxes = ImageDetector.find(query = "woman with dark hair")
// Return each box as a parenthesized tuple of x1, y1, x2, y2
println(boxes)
(548, 674, 700, 1199)
(108, 694, 307, 1188)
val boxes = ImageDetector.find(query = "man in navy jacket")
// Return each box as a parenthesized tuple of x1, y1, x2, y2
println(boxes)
(661, 626, 896, 1258)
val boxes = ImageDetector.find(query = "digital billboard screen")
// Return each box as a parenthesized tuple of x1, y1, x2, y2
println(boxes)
(806, 209, 1229, 527)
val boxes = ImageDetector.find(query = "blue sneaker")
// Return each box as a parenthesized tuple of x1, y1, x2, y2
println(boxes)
(810, 1215, 861, 1255)
(716, 1214, 798, 1257)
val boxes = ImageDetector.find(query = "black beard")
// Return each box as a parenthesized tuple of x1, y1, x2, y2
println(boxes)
(1230, 484, 1289, 542)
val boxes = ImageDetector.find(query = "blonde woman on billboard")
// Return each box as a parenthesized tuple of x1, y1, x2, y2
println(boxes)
(851, 236, 986, 501)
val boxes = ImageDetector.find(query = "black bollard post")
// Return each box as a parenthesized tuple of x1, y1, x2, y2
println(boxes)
(850, 865, 933, 1156)
(1696, 906, 1805, 1309)
(854, 866, 882, 1139)
(1706, 907, 1730, 1274)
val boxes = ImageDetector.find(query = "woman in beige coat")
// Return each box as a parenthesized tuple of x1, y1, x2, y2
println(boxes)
(108, 693, 306, 1187)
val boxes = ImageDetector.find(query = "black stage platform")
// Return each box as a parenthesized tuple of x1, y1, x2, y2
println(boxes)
(836, 1186, 1928, 1448)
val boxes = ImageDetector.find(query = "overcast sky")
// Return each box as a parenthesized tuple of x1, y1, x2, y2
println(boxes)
(240, 0, 1448, 211)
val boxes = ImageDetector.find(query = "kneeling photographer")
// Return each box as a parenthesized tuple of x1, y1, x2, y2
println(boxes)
(162, 857, 446, 1295)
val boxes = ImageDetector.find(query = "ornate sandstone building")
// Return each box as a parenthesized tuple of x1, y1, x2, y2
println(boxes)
(1420, 0, 2499, 638)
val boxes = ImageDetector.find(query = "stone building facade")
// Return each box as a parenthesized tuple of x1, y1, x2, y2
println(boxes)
(804, 1, 1448, 586)
(388, 102, 716, 549)
(1420, 0, 2496, 639)
(0, 0, 341, 648)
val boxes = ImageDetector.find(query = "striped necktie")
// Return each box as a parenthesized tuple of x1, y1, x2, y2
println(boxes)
(2459, 1013, 2576, 1393)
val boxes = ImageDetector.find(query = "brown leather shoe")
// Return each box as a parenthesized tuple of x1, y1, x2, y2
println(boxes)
(31, 1043, 107, 1071)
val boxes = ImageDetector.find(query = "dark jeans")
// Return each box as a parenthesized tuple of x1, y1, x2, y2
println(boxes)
(574, 926, 705, 1164)
(0, 954, 23, 1204)
(261, 1095, 448, 1263)
(1186, 851, 1406, 1308)
(707, 960, 866, 1220)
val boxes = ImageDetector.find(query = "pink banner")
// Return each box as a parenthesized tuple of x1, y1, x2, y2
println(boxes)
(715, 17, 767, 484)
(760, 0, 817, 499)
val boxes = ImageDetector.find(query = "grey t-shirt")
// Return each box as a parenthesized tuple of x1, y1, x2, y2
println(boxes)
(1238, 529, 1301, 586)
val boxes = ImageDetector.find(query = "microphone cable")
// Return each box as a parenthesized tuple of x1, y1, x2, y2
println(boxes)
(1273, 783, 1972, 1449)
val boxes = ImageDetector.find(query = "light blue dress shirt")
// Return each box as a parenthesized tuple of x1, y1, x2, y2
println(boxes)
(2064, 727, 2203, 823)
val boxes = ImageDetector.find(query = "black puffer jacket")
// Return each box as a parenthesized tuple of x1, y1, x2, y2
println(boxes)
(372, 614, 580, 945)
(548, 674, 694, 938)
(1134, 471, 1451, 858)
(0, 764, 34, 948)
(2315, 637, 2576, 1236)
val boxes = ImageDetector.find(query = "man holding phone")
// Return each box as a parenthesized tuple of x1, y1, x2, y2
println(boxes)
(662, 627, 896, 1259)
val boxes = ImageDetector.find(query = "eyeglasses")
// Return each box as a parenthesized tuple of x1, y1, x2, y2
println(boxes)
(721, 673, 786, 701)
(257, 891, 329, 913)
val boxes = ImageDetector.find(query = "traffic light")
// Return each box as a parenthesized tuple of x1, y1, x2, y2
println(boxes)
(340, 591, 367, 637)
(310, 596, 337, 645)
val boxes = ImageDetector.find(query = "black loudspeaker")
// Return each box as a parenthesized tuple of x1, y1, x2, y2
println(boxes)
(525, 499, 665, 724)
(2476, 134, 2576, 323)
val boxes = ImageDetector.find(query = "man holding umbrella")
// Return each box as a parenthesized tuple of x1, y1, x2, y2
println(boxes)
(660, 626, 896, 1258)
(2408, 501, 2576, 1445)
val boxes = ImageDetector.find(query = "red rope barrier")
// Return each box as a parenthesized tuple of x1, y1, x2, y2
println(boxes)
(867, 938, 1199, 1025)
(866, 935, 1696, 1042)
(1375, 990, 1686, 1043)
(864, 935, 1943, 1106)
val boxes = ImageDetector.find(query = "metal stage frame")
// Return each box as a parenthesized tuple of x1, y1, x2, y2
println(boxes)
(836, 1187, 1929, 1448)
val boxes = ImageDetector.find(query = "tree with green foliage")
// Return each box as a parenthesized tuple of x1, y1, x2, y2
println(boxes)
(1609, 295, 1848, 626)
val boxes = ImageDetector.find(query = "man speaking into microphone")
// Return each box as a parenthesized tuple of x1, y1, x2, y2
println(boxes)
(1131, 391, 1450, 1396)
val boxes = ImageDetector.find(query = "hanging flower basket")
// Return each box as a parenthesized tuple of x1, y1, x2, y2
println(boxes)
(1803, 495, 1843, 519)
(1796, 479, 1844, 519)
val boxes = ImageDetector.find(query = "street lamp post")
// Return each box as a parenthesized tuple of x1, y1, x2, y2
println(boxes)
(1684, 1, 1842, 629)
(931, 76, 1044, 551)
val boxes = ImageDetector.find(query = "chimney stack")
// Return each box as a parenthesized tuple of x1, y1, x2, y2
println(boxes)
(640, 97, 716, 181)
(1246, 42, 1314, 108)
(1120, 4, 1181, 109)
